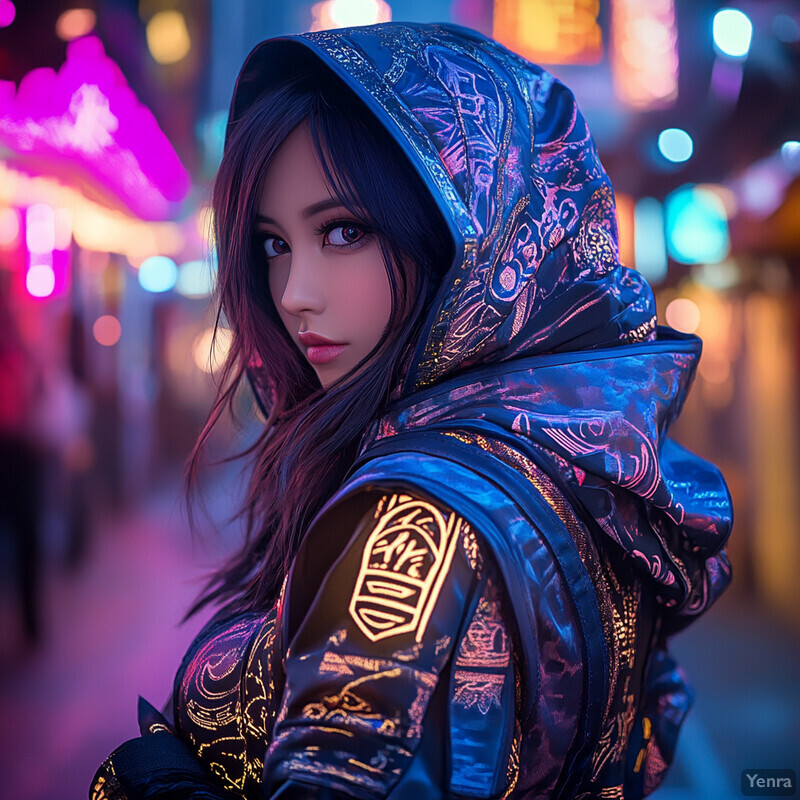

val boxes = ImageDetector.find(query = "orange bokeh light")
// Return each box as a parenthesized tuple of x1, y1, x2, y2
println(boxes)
(55, 8, 97, 41)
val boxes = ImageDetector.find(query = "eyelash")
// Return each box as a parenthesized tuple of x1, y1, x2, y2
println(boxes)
(258, 218, 373, 260)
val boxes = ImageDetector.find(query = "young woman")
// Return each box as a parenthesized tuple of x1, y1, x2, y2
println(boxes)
(91, 21, 733, 800)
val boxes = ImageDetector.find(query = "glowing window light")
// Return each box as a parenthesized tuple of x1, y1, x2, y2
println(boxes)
(781, 140, 800, 172)
(310, 0, 392, 31)
(176, 259, 216, 298)
(493, 0, 602, 65)
(26, 263, 56, 297)
(713, 8, 753, 58)
(0, 36, 190, 221)
(633, 197, 667, 284)
(0, 207, 20, 247)
(93, 314, 122, 346)
(56, 8, 96, 41)
(665, 298, 701, 334)
(193, 326, 232, 374)
(138, 255, 177, 293)
(146, 10, 191, 64)
(665, 185, 730, 265)
(0, 0, 15, 28)
(26, 203, 55, 253)
(657, 128, 693, 163)
(611, 0, 678, 109)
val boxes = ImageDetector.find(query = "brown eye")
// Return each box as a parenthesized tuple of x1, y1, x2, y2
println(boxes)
(326, 225, 364, 246)
(263, 236, 289, 258)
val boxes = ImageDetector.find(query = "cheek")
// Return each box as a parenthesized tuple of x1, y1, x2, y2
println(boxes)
(347, 261, 393, 342)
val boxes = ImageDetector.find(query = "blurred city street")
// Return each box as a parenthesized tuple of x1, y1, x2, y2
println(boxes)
(1, 1, 799, 799)
(0, 467, 797, 800)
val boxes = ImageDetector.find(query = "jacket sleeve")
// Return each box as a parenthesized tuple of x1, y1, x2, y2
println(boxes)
(263, 491, 485, 799)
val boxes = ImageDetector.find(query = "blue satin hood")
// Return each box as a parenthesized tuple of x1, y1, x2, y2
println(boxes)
(230, 22, 732, 618)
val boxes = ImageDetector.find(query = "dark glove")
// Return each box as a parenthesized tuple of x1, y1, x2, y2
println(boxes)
(89, 698, 238, 800)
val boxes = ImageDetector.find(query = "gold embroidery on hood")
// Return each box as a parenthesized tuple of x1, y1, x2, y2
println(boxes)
(349, 494, 465, 642)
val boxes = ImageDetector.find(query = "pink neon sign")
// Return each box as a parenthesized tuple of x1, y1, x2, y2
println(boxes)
(0, 36, 190, 220)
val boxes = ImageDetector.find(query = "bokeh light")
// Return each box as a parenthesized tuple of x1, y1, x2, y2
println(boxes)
(633, 197, 668, 284)
(93, 314, 122, 346)
(713, 8, 753, 58)
(773, 13, 800, 43)
(657, 128, 694, 163)
(193, 326, 232, 374)
(26, 263, 56, 297)
(196, 206, 215, 247)
(176, 259, 215, 298)
(56, 8, 97, 41)
(26, 204, 55, 253)
(692, 260, 741, 291)
(0, 0, 15, 28)
(0, 207, 20, 247)
(146, 10, 191, 64)
(138, 255, 178, 293)
(665, 185, 730, 264)
(53, 208, 72, 250)
(780, 140, 800, 172)
(610, 0, 678, 109)
(665, 297, 701, 334)
(735, 158, 788, 216)
(310, 0, 392, 31)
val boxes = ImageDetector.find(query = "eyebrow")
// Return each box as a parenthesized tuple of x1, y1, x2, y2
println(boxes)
(256, 198, 350, 226)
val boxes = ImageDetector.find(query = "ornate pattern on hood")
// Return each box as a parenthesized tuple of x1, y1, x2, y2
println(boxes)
(230, 21, 657, 394)
(231, 22, 732, 619)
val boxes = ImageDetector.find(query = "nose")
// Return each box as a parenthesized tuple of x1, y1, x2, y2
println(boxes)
(276, 249, 325, 318)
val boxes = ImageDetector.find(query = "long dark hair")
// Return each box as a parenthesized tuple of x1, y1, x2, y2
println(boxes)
(187, 66, 453, 614)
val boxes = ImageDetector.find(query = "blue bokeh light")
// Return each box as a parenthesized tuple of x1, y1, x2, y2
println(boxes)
(666, 185, 730, 265)
(138, 255, 178, 293)
(658, 128, 694, 163)
(713, 8, 753, 58)
(780, 140, 800, 172)
(633, 198, 668, 284)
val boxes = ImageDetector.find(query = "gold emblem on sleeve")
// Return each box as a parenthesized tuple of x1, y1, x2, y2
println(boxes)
(349, 494, 464, 642)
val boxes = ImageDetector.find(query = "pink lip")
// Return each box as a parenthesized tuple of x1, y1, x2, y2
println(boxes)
(298, 331, 347, 365)
(298, 331, 344, 346)
(306, 344, 347, 365)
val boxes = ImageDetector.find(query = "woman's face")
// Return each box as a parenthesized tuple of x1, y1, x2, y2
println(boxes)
(257, 123, 393, 389)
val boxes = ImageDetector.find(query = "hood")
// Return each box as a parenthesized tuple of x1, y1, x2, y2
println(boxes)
(230, 23, 732, 620)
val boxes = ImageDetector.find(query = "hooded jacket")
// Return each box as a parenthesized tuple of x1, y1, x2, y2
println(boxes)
(90, 21, 732, 800)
